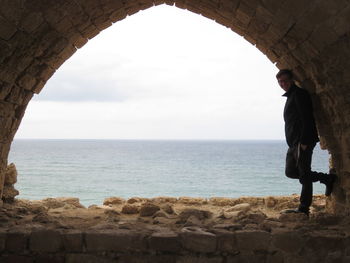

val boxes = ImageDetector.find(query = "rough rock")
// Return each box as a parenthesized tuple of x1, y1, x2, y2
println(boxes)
(178, 197, 207, 205)
(139, 202, 160, 217)
(184, 215, 203, 227)
(151, 197, 177, 204)
(2, 185, 19, 202)
(103, 197, 125, 206)
(153, 217, 174, 225)
(121, 204, 139, 214)
(226, 203, 251, 212)
(104, 209, 120, 217)
(209, 197, 236, 206)
(41, 197, 84, 209)
(4, 163, 17, 185)
(264, 196, 277, 208)
(178, 208, 212, 223)
(278, 212, 308, 222)
(153, 211, 167, 218)
(161, 203, 174, 214)
(238, 211, 267, 224)
(127, 197, 148, 204)
(223, 210, 242, 219)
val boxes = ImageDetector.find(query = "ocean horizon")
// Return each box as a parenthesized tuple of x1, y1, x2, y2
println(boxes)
(8, 139, 330, 207)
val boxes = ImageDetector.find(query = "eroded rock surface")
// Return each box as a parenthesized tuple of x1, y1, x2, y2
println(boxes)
(2, 163, 19, 203)
(0, 195, 349, 262)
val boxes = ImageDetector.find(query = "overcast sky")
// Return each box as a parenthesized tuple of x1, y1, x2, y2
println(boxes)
(15, 4, 284, 140)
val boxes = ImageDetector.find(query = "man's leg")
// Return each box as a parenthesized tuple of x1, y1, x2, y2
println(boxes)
(297, 144, 315, 213)
(285, 146, 299, 179)
(282, 146, 309, 215)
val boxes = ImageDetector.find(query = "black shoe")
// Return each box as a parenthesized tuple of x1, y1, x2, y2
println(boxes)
(281, 208, 309, 217)
(325, 173, 337, 196)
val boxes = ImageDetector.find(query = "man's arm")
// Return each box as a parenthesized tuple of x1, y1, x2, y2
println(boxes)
(294, 90, 316, 148)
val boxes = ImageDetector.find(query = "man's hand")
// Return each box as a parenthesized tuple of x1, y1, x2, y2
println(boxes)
(300, 144, 307, 150)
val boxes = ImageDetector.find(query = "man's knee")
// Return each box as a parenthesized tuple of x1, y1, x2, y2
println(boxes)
(299, 176, 312, 185)
(285, 168, 299, 179)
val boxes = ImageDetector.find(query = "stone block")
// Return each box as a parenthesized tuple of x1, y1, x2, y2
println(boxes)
(271, 229, 304, 254)
(236, 230, 270, 251)
(109, 8, 127, 23)
(148, 231, 181, 252)
(261, 0, 282, 14)
(228, 251, 267, 263)
(29, 229, 62, 252)
(20, 12, 44, 33)
(6, 231, 29, 252)
(0, 82, 12, 100)
(62, 231, 83, 252)
(0, 117, 13, 141)
(0, 17, 17, 40)
(0, 67, 17, 86)
(305, 230, 345, 252)
(66, 254, 114, 263)
(333, 6, 350, 36)
(118, 255, 177, 263)
(35, 254, 65, 263)
(0, 230, 6, 251)
(32, 80, 45, 94)
(85, 229, 147, 252)
(214, 229, 237, 252)
(266, 250, 284, 263)
(235, 2, 254, 25)
(0, 255, 33, 263)
(177, 256, 223, 263)
(0, 101, 15, 117)
(4, 85, 26, 105)
(180, 227, 217, 253)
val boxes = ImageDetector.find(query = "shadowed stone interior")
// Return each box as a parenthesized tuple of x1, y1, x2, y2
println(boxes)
(0, 0, 349, 214)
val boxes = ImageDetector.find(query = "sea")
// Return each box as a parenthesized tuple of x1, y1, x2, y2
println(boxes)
(8, 139, 330, 207)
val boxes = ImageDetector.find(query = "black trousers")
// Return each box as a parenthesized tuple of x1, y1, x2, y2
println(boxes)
(285, 143, 327, 211)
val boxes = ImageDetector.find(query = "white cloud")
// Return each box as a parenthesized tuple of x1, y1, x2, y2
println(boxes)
(17, 4, 284, 140)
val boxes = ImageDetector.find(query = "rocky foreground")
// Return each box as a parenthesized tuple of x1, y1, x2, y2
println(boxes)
(0, 195, 349, 262)
(1, 163, 350, 261)
(0, 194, 344, 231)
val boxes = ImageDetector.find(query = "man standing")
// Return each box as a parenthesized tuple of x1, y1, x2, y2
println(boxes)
(277, 69, 336, 216)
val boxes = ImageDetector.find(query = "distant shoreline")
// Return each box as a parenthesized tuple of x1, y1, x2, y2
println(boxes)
(13, 138, 285, 142)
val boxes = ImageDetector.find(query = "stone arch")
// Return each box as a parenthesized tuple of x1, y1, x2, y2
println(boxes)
(0, 0, 349, 213)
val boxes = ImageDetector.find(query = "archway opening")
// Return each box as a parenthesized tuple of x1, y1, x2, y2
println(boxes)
(4, 3, 330, 207)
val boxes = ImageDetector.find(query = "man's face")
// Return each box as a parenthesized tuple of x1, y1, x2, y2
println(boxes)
(277, 74, 293, 92)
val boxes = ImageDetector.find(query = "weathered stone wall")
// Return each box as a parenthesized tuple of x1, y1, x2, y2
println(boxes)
(0, 227, 349, 263)
(0, 0, 350, 212)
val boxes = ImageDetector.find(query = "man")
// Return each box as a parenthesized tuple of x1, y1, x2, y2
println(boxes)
(277, 69, 336, 216)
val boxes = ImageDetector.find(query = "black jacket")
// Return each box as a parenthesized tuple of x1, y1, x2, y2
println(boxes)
(283, 84, 319, 147)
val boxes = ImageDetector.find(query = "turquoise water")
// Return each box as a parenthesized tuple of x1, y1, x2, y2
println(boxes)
(8, 140, 330, 206)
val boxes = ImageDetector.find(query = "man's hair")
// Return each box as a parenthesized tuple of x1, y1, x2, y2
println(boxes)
(276, 69, 294, 80)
